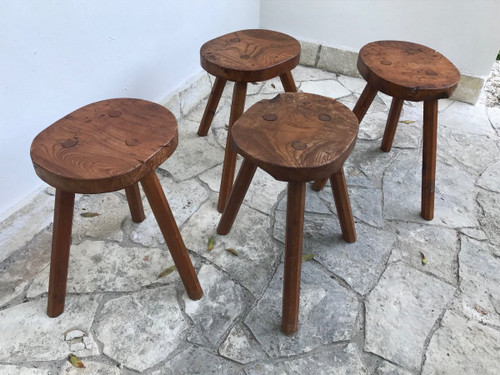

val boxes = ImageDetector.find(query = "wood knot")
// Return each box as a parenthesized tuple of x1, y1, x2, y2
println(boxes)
(270, 94, 281, 103)
(318, 114, 332, 121)
(425, 69, 438, 76)
(262, 113, 277, 121)
(229, 37, 240, 43)
(380, 60, 392, 66)
(291, 141, 307, 150)
(62, 139, 78, 148)
(240, 54, 250, 59)
(108, 110, 122, 118)
(126, 139, 140, 147)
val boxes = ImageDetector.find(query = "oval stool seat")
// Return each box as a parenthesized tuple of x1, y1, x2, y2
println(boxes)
(30, 98, 203, 317)
(217, 92, 358, 335)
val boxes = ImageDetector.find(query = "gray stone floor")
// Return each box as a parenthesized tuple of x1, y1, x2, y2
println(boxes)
(1, 65, 500, 374)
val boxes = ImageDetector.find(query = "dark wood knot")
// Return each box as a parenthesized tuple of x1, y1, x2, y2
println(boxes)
(229, 37, 240, 43)
(425, 69, 438, 76)
(291, 141, 307, 150)
(380, 60, 392, 66)
(108, 110, 122, 118)
(318, 114, 332, 121)
(62, 139, 78, 148)
(262, 113, 277, 121)
(240, 54, 250, 59)
(126, 139, 140, 147)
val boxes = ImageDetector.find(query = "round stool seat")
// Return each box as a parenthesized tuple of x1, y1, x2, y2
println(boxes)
(231, 92, 359, 182)
(30, 98, 178, 194)
(201, 29, 301, 82)
(357, 40, 460, 101)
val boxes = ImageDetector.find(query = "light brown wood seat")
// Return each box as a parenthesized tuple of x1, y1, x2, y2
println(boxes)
(312, 40, 460, 221)
(30, 98, 203, 317)
(217, 92, 358, 335)
(197, 29, 301, 213)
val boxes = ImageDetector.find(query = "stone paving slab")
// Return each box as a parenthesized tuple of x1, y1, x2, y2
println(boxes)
(1, 64, 499, 374)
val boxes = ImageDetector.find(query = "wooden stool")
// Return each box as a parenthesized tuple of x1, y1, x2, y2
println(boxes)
(197, 29, 301, 213)
(30, 98, 203, 317)
(313, 40, 460, 220)
(217, 92, 358, 335)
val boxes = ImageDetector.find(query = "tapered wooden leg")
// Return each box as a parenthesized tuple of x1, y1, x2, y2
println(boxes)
(282, 181, 306, 335)
(141, 171, 203, 300)
(217, 81, 248, 213)
(330, 168, 356, 243)
(421, 100, 438, 221)
(125, 183, 145, 223)
(352, 84, 378, 122)
(217, 159, 258, 235)
(380, 98, 404, 152)
(311, 178, 328, 191)
(197, 77, 227, 136)
(47, 189, 75, 317)
(279, 71, 297, 92)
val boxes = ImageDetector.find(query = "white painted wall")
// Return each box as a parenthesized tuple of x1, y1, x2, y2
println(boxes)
(0, 0, 259, 219)
(260, 0, 500, 77)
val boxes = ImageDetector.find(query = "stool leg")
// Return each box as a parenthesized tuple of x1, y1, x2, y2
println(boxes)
(421, 100, 438, 221)
(352, 84, 378, 122)
(197, 77, 227, 136)
(47, 189, 75, 317)
(380, 98, 404, 152)
(125, 183, 146, 223)
(330, 167, 356, 243)
(217, 81, 248, 213)
(311, 178, 328, 191)
(280, 71, 297, 92)
(217, 159, 258, 235)
(282, 181, 306, 335)
(140, 171, 203, 300)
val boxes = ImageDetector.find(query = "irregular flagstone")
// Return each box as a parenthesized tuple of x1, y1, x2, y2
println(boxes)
(181, 198, 280, 295)
(365, 262, 456, 372)
(182, 264, 246, 346)
(160, 346, 242, 375)
(130, 175, 209, 247)
(218, 323, 267, 364)
(438, 126, 499, 176)
(487, 106, 500, 131)
(358, 112, 390, 140)
(0, 295, 100, 362)
(0, 190, 53, 262)
(245, 343, 368, 375)
(338, 75, 367, 95)
(292, 65, 339, 82)
(277, 186, 331, 215)
(199, 159, 242, 192)
(160, 119, 223, 181)
(300, 79, 351, 99)
(459, 227, 488, 241)
(422, 310, 500, 375)
(245, 262, 360, 358)
(476, 160, 500, 192)
(241, 167, 286, 214)
(477, 191, 500, 246)
(274, 211, 395, 295)
(0, 365, 49, 375)
(96, 286, 187, 372)
(389, 222, 459, 285)
(59, 361, 120, 375)
(72, 193, 127, 242)
(376, 361, 414, 375)
(27, 240, 176, 297)
(383, 150, 478, 228)
(458, 236, 500, 326)
(440, 101, 494, 136)
(0, 228, 51, 307)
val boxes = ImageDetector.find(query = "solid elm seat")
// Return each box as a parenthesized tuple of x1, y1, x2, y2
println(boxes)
(30, 98, 203, 317)
(197, 29, 301, 213)
(217, 92, 358, 335)
(314, 40, 460, 220)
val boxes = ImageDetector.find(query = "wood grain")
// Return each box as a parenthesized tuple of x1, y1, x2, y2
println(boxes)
(31, 98, 178, 194)
(230, 92, 359, 182)
(201, 29, 300, 82)
(197, 77, 227, 136)
(357, 40, 460, 101)
(421, 100, 438, 220)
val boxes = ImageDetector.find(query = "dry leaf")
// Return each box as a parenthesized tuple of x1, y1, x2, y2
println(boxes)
(226, 248, 238, 256)
(475, 305, 488, 315)
(399, 120, 415, 124)
(68, 353, 85, 368)
(302, 254, 315, 262)
(420, 252, 428, 265)
(157, 265, 177, 279)
(80, 212, 100, 218)
(207, 235, 215, 251)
